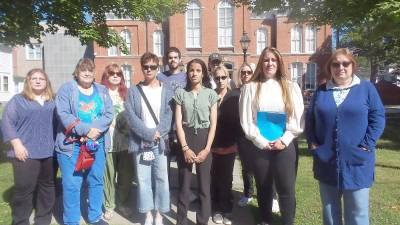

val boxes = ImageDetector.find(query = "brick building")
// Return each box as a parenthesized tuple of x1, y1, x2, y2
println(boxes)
(94, 1, 332, 92)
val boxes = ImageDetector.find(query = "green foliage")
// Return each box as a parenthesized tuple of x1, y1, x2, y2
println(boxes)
(0, 0, 188, 53)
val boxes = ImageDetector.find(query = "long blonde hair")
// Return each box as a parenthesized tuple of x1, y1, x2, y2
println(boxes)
(251, 47, 294, 118)
(22, 68, 54, 101)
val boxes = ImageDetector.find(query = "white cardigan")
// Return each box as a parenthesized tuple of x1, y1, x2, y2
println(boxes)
(239, 79, 304, 149)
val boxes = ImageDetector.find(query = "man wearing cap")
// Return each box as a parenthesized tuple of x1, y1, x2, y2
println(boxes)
(208, 53, 223, 89)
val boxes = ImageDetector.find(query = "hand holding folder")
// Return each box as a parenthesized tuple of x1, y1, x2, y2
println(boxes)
(257, 111, 286, 142)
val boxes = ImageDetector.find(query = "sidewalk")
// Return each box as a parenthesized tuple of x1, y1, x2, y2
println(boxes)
(49, 158, 256, 225)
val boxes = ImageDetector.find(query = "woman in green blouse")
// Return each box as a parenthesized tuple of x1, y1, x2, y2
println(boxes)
(174, 58, 219, 225)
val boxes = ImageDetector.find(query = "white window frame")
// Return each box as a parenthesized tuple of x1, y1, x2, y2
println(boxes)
(121, 64, 132, 88)
(305, 25, 316, 53)
(256, 28, 268, 55)
(153, 31, 164, 57)
(218, 0, 234, 48)
(108, 46, 118, 56)
(120, 29, 131, 56)
(186, 1, 201, 48)
(25, 44, 42, 60)
(0, 75, 9, 92)
(291, 62, 303, 88)
(305, 63, 317, 90)
(105, 12, 130, 20)
(291, 25, 302, 53)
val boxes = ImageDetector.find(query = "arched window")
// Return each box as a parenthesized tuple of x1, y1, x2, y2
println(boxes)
(120, 29, 131, 55)
(256, 28, 268, 55)
(186, 1, 201, 48)
(291, 62, 303, 87)
(305, 25, 316, 53)
(291, 25, 302, 53)
(121, 64, 132, 88)
(218, 0, 234, 47)
(153, 31, 164, 57)
(305, 63, 317, 90)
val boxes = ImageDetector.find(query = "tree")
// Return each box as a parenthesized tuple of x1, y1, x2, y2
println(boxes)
(234, 0, 400, 81)
(0, 0, 188, 52)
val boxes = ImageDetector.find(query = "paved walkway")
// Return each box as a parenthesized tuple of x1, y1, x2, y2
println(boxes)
(49, 158, 256, 225)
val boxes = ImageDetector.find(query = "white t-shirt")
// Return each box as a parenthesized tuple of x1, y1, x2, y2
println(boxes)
(141, 84, 162, 128)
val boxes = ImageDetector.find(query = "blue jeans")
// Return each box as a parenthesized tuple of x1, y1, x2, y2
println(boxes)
(57, 143, 106, 225)
(134, 146, 170, 213)
(319, 181, 370, 225)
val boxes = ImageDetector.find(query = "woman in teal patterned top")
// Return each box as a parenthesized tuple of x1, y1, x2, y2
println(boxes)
(174, 58, 219, 225)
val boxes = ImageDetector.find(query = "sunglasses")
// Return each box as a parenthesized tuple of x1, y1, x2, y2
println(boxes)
(142, 65, 158, 71)
(215, 76, 228, 81)
(331, 61, 352, 68)
(241, 70, 252, 75)
(110, 72, 122, 77)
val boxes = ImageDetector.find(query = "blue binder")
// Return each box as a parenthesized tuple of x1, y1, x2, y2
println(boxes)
(257, 111, 286, 141)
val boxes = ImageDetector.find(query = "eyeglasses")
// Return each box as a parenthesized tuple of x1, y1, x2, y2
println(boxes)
(142, 65, 158, 71)
(241, 70, 252, 76)
(215, 76, 228, 81)
(331, 61, 352, 68)
(110, 72, 122, 77)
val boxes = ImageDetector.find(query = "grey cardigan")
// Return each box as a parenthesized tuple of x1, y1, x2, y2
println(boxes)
(124, 82, 174, 153)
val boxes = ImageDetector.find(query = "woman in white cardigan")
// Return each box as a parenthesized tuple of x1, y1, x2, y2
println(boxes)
(239, 47, 304, 225)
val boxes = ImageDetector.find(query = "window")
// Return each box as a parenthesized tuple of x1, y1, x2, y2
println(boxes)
(108, 46, 118, 56)
(186, 1, 201, 48)
(291, 25, 302, 53)
(105, 12, 130, 20)
(153, 31, 164, 57)
(120, 29, 131, 55)
(256, 28, 267, 55)
(122, 65, 132, 88)
(291, 62, 303, 87)
(305, 26, 316, 53)
(0, 75, 9, 92)
(218, 0, 233, 47)
(305, 63, 317, 90)
(25, 44, 42, 60)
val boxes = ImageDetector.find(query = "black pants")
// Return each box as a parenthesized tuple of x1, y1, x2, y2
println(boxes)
(252, 143, 297, 225)
(11, 157, 56, 225)
(237, 137, 255, 198)
(211, 152, 236, 214)
(177, 127, 211, 225)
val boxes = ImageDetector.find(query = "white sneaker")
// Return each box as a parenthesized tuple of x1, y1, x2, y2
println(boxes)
(237, 196, 253, 207)
(272, 199, 280, 213)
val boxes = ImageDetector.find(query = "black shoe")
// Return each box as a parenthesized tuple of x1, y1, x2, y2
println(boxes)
(91, 219, 109, 225)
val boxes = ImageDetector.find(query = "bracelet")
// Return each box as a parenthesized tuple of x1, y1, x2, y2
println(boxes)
(182, 145, 189, 152)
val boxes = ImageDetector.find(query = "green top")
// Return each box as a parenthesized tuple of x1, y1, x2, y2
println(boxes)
(109, 89, 129, 152)
(173, 86, 220, 130)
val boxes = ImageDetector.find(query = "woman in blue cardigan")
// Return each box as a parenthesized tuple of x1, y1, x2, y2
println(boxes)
(124, 52, 173, 225)
(55, 58, 113, 225)
(306, 48, 385, 225)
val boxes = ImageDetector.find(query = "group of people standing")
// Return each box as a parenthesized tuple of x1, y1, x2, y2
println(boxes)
(1, 46, 385, 225)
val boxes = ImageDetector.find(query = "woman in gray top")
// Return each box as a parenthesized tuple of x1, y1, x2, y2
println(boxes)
(1, 68, 56, 225)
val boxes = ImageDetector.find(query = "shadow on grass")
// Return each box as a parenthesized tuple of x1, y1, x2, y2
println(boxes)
(2, 186, 13, 204)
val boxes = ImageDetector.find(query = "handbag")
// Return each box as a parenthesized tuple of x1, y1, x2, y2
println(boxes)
(64, 119, 95, 171)
(137, 84, 169, 160)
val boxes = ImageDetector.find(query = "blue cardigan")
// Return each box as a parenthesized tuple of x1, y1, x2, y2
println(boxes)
(124, 83, 173, 153)
(306, 80, 385, 190)
(54, 80, 113, 156)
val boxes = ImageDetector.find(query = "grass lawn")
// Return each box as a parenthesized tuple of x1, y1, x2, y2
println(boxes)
(0, 113, 399, 224)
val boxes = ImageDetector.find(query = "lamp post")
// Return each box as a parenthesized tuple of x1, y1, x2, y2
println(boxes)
(240, 32, 250, 63)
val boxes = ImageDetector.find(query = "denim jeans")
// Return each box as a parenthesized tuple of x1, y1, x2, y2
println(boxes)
(57, 143, 106, 225)
(134, 145, 170, 213)
(319, 181, 370, 225)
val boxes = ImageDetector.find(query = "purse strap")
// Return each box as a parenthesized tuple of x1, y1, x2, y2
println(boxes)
(64, 119, 80, 143)
(137, 84, 159, 125)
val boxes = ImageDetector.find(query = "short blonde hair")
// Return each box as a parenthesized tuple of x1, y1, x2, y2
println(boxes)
(214, 65, 231, 90)
(325, 48, 358, 77)
(22, 68, 54, 101)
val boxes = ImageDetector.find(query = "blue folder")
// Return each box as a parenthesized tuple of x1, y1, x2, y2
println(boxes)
(257, 111, 286, 141)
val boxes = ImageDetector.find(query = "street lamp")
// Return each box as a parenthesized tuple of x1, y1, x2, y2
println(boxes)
(240, 32, 250, 63)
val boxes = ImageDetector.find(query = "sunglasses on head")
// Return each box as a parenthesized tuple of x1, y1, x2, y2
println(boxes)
(142, 65, 158, 71)
(241, 70, 252, 75)
(215, 76, 228, 81)
(331, 61, 352, 68)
